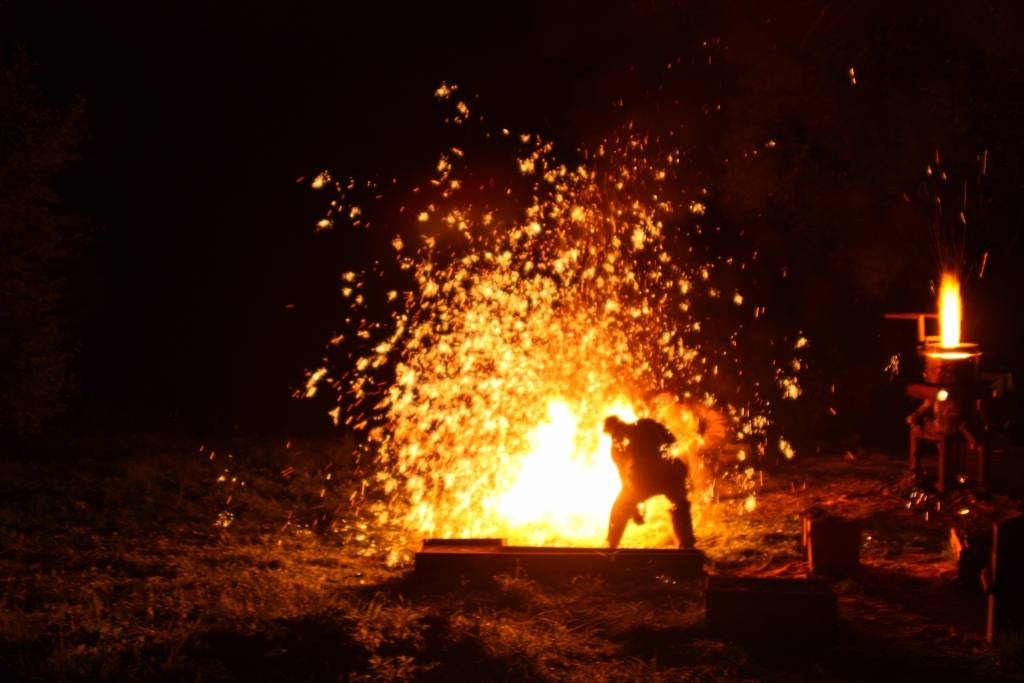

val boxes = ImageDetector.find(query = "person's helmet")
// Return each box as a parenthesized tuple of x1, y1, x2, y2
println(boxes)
(603, 415, 625, 435)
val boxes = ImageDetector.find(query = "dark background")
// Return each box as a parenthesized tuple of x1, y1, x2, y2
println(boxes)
(3, 1, 1024, 445)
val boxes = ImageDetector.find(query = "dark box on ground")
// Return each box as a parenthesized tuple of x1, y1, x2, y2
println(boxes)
(985, 516, 1024, 643)
(706, 576, 838, 640)
(803, 515, 861, 575)
(949, 526, 989, 591)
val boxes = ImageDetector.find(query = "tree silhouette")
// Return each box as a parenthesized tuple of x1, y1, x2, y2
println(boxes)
(0, 47, 86, 437)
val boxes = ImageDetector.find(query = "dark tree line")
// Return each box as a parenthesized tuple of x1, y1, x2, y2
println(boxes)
(0, 48, 86, 438)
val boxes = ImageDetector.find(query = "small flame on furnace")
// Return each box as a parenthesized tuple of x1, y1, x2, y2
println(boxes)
(939, 273, 961, 349)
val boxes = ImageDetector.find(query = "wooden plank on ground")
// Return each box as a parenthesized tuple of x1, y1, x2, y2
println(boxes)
(413, 539, 706, 581)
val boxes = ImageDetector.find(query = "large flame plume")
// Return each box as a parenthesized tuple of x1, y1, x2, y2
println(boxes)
(307, 88, 803, 553)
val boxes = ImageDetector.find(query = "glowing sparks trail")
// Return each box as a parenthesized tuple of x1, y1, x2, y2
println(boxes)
(308, 88, 805, 553)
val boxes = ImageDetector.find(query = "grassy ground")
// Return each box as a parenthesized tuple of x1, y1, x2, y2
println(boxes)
(1, 435, 1023, 681)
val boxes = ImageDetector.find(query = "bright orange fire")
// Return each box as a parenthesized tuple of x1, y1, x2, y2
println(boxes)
(492, 399, 636, 545)
(939, 272, 961, 349)
(309, 86, 805, 555)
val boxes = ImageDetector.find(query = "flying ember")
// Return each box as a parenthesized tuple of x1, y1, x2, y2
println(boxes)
(308, 88, 804, 556)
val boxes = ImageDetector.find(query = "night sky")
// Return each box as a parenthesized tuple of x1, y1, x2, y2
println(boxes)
(5, 1, 1024, 441)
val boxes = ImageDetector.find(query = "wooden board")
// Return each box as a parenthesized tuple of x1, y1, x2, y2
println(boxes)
(414, 538, 706, 581)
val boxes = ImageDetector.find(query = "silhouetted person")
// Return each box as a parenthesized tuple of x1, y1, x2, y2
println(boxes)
(604, 415, 696, 549)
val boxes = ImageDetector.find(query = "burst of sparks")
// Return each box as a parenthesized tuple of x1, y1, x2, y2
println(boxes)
(313, 87, 806, 553)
